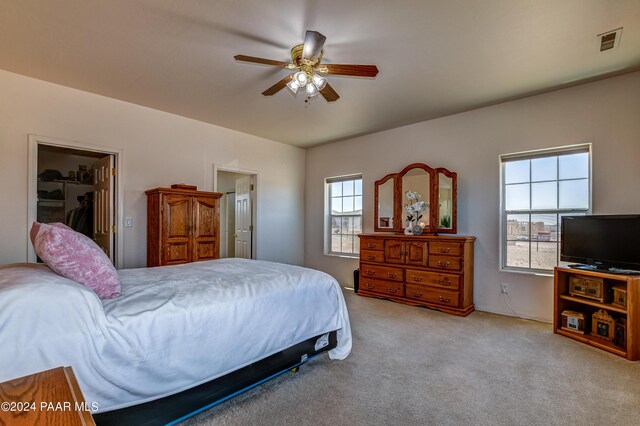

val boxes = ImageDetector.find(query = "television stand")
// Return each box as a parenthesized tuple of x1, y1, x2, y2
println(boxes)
(554, 267, 639, 360)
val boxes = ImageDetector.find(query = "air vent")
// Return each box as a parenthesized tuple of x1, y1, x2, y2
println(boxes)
(598, 28, 623, 51)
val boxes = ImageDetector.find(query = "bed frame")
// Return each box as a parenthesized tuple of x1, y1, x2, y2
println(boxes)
(93, 330, 338, 425)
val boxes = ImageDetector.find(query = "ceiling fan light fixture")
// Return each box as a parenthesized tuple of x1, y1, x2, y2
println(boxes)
(294, 71, 308, 86)
(286, 79, 300, 94)
(235, 29, 375, 103)
(306, 82, 319, 97)
(312, 74, 327, 91)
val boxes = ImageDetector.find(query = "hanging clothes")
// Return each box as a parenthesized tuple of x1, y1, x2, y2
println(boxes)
(66, 192, 94, 238)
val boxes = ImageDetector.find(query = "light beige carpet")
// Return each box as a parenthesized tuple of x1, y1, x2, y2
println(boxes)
(185, 289, 640, 426)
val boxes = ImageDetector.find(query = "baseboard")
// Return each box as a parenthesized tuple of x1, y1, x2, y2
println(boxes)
(474, 305, 552, 324)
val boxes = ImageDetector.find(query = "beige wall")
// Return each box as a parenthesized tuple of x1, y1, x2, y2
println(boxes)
(304, 72, 640, 322)
(0, 70, 306, 268)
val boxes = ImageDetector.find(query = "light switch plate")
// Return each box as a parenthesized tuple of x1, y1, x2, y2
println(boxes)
(125, 217, 133, 227)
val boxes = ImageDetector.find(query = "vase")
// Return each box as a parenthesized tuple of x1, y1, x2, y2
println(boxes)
(412, 225, 423, 236)
(404, 225, 413, 235)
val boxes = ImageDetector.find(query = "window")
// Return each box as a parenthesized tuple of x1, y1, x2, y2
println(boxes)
(500, 145, 591, 273)
(326, 175, 363, 256)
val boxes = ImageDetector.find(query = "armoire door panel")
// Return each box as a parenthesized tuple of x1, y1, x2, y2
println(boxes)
(194, 197, 218, 238)
(164, 195, 191, 239)
(194, 240, 216, 261)
(165, 241, 190, 264)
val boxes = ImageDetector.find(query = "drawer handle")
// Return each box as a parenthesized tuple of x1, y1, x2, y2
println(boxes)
(366, 284, 375, 289)
(367, 243, 377, 249)
(439, 279, 451, 286)
(366, 270, 376, 275)
(387, 273, 397, 278)
(387, 288, 397, 293)
(410, 291, 423, 298)
(367, 255, 376, 260)
(412, 276, 423, 282)
(439, 296, 452, 302)
(438, 247, 451, 253)
(437, 261, 451, 267)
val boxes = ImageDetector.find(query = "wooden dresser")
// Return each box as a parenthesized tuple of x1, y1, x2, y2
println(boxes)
(146, 184, 222, 267)
(358, 233, 475, 316)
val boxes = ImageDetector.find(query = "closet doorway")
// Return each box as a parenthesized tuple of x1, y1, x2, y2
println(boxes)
(27, 135, 123, 268)
(216, 169, 257, 259)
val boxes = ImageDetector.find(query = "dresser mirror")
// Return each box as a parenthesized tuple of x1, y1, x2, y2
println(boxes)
(436, 169, 457, 233)
(373, 162, 457, 234)
(399, 164, 433, 229)
(374, 174, 397, 231)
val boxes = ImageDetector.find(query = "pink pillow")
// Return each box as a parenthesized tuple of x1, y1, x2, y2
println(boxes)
(30, 222, 71, 247)
(31, 222, 121, 299)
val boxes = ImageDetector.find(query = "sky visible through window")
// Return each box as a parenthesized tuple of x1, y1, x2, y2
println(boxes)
(505, 152, 589, 214)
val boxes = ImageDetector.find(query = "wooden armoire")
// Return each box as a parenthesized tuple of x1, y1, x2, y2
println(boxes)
(145, 184, 222, 267)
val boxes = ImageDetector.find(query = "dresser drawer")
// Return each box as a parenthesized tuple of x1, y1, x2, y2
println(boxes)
(428, 255, 462, 271)
(405, 269, 460, 290)
(361, 249, 385, 263)
(360, 278, 404, 297)
(360, 264, 403, 282)
(405, 284, 460, 308)
(360, 237, 384, 251)
(429, 241, 462, 256)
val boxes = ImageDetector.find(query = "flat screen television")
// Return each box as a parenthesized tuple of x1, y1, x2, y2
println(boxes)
(561, 214, 640, 273)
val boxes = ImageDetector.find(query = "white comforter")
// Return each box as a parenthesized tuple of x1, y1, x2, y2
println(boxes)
(0, 259, 351, 412)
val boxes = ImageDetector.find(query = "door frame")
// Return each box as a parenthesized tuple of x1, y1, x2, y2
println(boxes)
(213, 165, 258, 260)
(27, 134, 124, 268)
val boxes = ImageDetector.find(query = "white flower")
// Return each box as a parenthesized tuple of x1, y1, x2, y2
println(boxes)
(405, 190, 419, 201)
(405, 192, 430, 225)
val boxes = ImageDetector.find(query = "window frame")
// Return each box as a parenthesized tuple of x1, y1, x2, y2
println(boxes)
(499, 144, 592, 275)
(325, 174, 363, 258)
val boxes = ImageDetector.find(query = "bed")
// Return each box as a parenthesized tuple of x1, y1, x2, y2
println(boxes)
(0, 258, 351, 425)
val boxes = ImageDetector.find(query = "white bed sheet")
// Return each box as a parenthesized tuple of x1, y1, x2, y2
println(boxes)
(0, 258, 351, 412)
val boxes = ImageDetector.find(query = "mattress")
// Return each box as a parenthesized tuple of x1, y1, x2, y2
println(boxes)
(0, 258, 351, 412)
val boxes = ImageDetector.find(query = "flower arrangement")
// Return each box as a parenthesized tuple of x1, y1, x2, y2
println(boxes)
(405, 191, 428, 226)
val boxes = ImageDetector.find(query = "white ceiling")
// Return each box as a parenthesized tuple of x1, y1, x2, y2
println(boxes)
(1, 1, 639, 147)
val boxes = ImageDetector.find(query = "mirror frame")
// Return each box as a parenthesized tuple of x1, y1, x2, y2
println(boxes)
(373, 162, 457, 234)
(397, 163, 437, 233)
(374, 173, 399, 232)
(434, 167, 458, 234)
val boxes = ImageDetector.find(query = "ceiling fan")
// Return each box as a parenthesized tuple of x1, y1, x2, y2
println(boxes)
(234, 30, 378, 102)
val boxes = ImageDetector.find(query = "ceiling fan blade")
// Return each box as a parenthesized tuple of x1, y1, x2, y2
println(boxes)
(302, 31, 326, 62)
(262, 74, 294, 96)
(320, 83, 340, 102)
(320, 64, 379, 78)
(234, 55, 290, 67)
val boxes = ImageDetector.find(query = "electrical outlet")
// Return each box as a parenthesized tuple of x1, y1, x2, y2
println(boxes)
(501, 283, 509, 294)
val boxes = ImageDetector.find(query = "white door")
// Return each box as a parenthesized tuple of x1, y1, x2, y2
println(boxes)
(93, 155, 115, 262)
(234, 176, 252, 259)
(226, 193, 236, 258)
